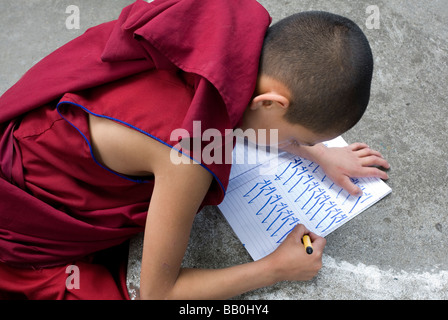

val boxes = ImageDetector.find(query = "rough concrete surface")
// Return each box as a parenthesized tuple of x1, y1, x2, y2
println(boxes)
(1, 0, 447, 300)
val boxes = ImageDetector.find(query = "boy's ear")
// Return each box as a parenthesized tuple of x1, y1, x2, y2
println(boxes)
(250, 93, 290, 110)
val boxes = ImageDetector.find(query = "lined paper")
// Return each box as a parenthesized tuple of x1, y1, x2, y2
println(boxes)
(218, 137, 392, 261)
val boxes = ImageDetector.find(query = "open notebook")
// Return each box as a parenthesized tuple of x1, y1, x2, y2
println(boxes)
(218, 137, 392, 261)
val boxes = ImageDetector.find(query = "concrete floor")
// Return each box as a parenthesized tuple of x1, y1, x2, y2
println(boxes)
(1, 0, 447, 300)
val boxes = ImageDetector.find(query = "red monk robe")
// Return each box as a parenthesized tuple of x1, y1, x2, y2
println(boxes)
(0, 0, 271, 299)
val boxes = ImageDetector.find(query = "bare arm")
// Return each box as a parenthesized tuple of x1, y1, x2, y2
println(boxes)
(89, 115, 325, 300)
(139, 145, 319, 300)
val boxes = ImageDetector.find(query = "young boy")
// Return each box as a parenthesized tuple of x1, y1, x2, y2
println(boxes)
(0, 0, 389, 299)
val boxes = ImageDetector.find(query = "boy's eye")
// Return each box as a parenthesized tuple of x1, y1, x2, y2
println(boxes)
(291, 139, 315, 147)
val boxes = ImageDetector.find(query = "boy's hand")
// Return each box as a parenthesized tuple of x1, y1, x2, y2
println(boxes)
(317, 143, 390, 196)
(265, 224, 326, 282)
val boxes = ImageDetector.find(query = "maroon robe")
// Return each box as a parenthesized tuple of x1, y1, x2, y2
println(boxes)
(0, 0, 271, 299)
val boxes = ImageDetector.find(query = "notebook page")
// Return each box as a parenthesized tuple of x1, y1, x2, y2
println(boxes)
(218, 137, 392, 261)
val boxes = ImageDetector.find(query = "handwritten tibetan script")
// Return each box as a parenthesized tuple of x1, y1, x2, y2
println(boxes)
(218, 137, 391, 261)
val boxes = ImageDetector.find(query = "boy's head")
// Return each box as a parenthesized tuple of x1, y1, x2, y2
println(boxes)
(242, 11, 374, 146)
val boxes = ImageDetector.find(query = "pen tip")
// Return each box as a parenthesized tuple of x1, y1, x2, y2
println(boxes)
(306, 247, 313, 255)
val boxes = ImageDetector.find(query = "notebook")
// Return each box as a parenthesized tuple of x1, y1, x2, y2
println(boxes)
(218, 136, 392, 261)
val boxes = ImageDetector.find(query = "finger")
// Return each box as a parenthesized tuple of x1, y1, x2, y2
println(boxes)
(357, 167, 389, 180)
(337, 175, 363, 196)
(347, 143, 369, 151)
(355, 147, 384, 159)
(307, 231, 319, 241)
(289, 224, 310, 243)
(360, 155, 391, 169)
(310, 234, 327, 252)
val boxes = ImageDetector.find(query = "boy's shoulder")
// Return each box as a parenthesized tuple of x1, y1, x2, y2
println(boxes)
(87, 113, 212, 182)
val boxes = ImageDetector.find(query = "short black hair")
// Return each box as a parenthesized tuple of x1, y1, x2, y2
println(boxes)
(259, 11, 374, 135)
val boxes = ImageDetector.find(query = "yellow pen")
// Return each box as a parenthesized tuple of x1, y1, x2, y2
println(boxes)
(302, 235, 313, 255)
